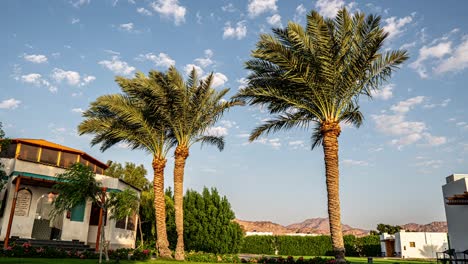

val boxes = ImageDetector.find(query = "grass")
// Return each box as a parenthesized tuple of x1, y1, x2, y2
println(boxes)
(0, 257, 436, 264)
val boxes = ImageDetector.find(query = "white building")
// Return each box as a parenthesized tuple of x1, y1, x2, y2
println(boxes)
(0, 139, 141, 249)
(380, 231, 448, 258)
(442, 174, 468, 255)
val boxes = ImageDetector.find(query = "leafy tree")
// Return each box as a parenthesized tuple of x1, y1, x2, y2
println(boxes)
(106, 161, 150, 191)
(0, 122, 10, 190)
(376, 223, 401, 235)
(234, 8, 408, 262)
(147, 67, 242, 260)
(52, 163, 139, 263)
(165, 187, 243, 254)
(78, 73, 174, 258)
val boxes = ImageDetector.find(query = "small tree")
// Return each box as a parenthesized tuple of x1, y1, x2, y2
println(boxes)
(376, 223, 402, 235)
(0, 122, 11, 190)
(52, 163, 139, 263)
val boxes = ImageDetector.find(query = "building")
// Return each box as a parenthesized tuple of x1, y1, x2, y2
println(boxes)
(0, 139, 141, 249)
(380, 231, 448, 258)
(442, 174, 468, 255)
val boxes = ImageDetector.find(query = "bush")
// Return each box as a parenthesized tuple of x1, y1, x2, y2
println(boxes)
(185, 251, 241, 263)
(241, 235, 381, 257)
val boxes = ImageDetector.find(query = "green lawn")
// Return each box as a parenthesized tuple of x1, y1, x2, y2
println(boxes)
(0, 258, 436, 264)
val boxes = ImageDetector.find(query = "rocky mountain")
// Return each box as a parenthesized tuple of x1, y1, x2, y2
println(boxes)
(235, 218, 369, 237)
(401, 221, 447, 232)
(235, 218, 448, 237)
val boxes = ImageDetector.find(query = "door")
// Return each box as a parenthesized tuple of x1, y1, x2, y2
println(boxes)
(31, 192, 63, 240)
(385, 240, 395, 257)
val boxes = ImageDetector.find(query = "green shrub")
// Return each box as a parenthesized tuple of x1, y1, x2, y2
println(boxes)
(185, 251, 240, 263)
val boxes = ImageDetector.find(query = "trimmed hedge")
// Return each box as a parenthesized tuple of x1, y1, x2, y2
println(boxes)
(241, 235, 380, 257)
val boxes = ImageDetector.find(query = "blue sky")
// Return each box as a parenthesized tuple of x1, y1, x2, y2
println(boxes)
(1, 0, 467, 230)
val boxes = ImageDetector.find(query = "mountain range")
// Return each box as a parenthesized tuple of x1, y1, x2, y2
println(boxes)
(235, 218, 447, 237)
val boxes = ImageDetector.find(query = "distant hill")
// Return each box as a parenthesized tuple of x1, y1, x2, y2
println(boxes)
(401, 221, 447, 232)
(235, 218, 448, 237)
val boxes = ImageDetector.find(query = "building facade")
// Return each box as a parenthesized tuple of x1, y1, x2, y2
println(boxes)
(442, 174, 468, 254)
(0, 139, 140, 249)
(380, 231, 448, 258)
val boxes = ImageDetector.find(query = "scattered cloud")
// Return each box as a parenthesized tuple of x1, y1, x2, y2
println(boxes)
(0, 98, 21, 110)
(118, 22, 136, 32)
(51, 68, 81, 86)
(71, 108, 84, 113)
(315, 0, 344, 18)
(204, 126, 229, 137)
(266, 14, 282, 27)
(288, 140, 305, 150)
(415, 159, 443, 169)
(196, 11, 202, 24)
(372, 96, 446, 149)
(137, 7, 152, 16)
(249, 137, 281, 149)
(194, 49, 214, 67)
(184, 64, 204, 76)
(23, 54, 48, 64)
(383, 15, 413, 40)
(370, 84, 393, 100)
(71, 0, 90, 8)
(20, 73, 57, 93)
(151, 0, 186, 25)
(435, 37, 468, 75)
(223, 21, 247, 40)
(342, 159, 369, 166)
(423, 98, 450, 109)
(136, 52, 175, 68)
(409, 41, 452, 78)
(71, 18, 80, 24)
(237, 77, 248, 90)
(222, 3, 236, 13)
(209, 72, 228, 88)
(247, 0, 277, 18)
(99, 56, 135, 75)
(294, 4, 307, 23)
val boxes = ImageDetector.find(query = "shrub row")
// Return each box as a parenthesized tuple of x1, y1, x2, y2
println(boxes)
(241, 235, 381, 257)
(0, 242, 151, 260)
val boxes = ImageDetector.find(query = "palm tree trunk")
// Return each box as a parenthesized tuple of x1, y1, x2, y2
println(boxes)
(152, 157, 172, 258)
(173, 145, 189, 260)
(321, 121, 345, 263)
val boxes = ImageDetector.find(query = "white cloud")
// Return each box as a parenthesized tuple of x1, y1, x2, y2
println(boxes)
(373, 96, 446, 149)
(383, 15, 413, 40)
(415, 159, 443, 169)
(266, 14, 282, 27)
(222, 3, 236, 12)
(390, 96, 425, 113)
(0, 98, 21, 109)
(223, 21, 247, 40)
(99, 56, 135, 75)
(315, 0, 344, 18)
(400, 41, 416, 50)
(409, 42, 452, 78)
(184, 64, 204, 76)
(423, 98, 451, 109)
(196, 11, 202, 24)
(248, 137, 281, 149)
(151, 0, 186, 25)
(136, 52, 175, 68)
(72, 108, 84, 113)
(83, 75, 96, 85)
(435, 38, 468, 74)
(247, 0, 277, 17)
(23, 54, 48, 64)
(209, 72, 228, 88)
(237, 77, 248, 90)
(342, 159, 369, 166)
(137, 7, 152, 16)
(370, 84, 393, 100)
(71, 18, 80, 24)
(204, 126, 229, 137)
(21, 73, 43, 85)
(71, 0, 90, 8)
(219, 120, 237, 128)
(51, 68, 81, 86)
(119, 22, 134, 32)
(194, 49, 214, 68)
(294, 4, 307, 23)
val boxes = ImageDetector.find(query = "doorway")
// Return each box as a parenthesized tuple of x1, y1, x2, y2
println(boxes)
(31, 192, 63, 240)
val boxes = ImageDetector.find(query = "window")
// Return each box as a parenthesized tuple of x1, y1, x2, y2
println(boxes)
(126, 214, 136, 231)
(40, 148, 59, 166)
(115, 218, 126, 229)
(70, 202, 85, 222)
(0, 143, 16, 158)
(18, 144, 39, 162)
(409, 242, 416, 248)
(60, 152, 77, 168)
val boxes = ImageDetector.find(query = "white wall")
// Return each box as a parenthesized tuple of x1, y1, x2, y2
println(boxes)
(396, 232, 448, 259)
(442, 175, 468, 252)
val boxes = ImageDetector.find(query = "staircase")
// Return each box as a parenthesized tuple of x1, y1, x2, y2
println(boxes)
(9, 238, 93, 251)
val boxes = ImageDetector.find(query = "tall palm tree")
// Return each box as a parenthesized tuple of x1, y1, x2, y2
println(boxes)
(234, 8, 408, 262)
(148, 67, 242, 260)
(78, 72, 174, 258)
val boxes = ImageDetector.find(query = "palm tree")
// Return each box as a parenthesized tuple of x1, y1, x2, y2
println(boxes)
(78, 72, 174, 258)
(148, 67, 242, 260)
(234, 8, 408, 262)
